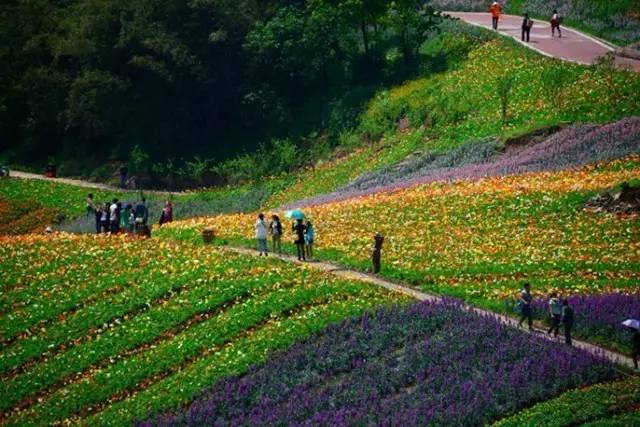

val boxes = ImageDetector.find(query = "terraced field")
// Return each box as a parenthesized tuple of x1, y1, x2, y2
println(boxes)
(0, 234, 403, 425)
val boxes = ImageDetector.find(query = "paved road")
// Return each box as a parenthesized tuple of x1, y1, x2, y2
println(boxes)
(227, 246, 637, 370)
(446, 12, 640, 71)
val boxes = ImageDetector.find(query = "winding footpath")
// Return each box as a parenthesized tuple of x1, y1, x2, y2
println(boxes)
(227, 246, 636, 370)
(446, 12, 640, 71)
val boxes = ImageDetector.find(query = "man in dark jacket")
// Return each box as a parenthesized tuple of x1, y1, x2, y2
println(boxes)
(561, 299, 574, 345)
(292, 219, 307, 261)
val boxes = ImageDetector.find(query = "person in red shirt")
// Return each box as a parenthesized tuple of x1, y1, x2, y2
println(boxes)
(490, 1, 502, 30)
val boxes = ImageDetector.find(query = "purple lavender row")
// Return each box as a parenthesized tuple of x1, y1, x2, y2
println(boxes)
(286, 117, 640, 209)
(140, 300, 616, 426)
(532, 293, 640, 351)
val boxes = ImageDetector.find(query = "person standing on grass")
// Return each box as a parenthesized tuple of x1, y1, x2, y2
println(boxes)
(517, 283, 533, 330)
(94, 203, 103, 234)
(490, 1, 502, 30)
(269, 214, 282, 254)
(86, 193, 95, 217)
(304, 220, 315, 260)
(561, 299, 574, 345)
(547, 292, 562, 337)
(293, 218, 307, 261)
(551, 9, 562, 38)
(255, 213, 269, 256)
(522, 13, 533, 43)
(632, 329, 640, 369)
(134, 197, 148, 234)
(159, 200, 173, 226)
(121, 204, 132, 232)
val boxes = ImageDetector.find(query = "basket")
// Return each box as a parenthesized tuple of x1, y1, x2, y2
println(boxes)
(202, 229, 215, 244)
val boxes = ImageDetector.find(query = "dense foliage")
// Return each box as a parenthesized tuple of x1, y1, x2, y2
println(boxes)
(0, 234, 401, 425)
(0, 0, 441, 175)
(140, 300, 616, 426)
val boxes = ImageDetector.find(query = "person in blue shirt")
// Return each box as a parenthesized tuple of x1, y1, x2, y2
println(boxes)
(304, 220, 315, 260)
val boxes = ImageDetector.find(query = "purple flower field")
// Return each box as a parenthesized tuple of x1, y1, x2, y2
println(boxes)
(288, 117, 640, 208)
(533, 293, 640, 352)
(140, 300, 616, 426)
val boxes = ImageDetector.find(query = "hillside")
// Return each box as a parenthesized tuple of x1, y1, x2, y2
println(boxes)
(1, 14, 640, 427)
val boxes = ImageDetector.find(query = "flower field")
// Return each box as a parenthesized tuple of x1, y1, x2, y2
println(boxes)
(291, 118, 640, 208)
(0, 233, 403, 425)
(140, 300, 617, 426)
(494, 377, 640, 426)
(159, 156, 640, 351)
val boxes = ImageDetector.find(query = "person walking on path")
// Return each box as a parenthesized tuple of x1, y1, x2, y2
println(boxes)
(631, 329, 640, 369)
(561, 299, 574, 345)
(372, 233, 384, 274)
(547, 293, 562, 337)
(522, 13, 533, 43)
(517, 283, 533, 330)
(490, 2, 502, 30)
(255, 213, 269, 256)
(293, 218, 307, 261)
(304, 220, 315, 260)
(551, 9, 562, 38)
(269, 214, 282, 254)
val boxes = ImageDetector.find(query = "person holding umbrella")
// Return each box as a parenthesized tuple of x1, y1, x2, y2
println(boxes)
(622, 319, 640, 369)
(286, 209, 307, 261)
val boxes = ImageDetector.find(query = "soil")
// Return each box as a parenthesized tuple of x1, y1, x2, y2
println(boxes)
(585, 182, 640, 214)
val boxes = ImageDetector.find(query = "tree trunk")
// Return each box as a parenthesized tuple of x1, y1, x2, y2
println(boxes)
(361, 20, 369, 57)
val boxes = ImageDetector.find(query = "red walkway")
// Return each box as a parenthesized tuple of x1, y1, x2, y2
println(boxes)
(446, 12, 640, 72)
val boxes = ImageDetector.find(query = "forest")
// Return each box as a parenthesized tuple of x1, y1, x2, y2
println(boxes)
(0, 0, 440, 180)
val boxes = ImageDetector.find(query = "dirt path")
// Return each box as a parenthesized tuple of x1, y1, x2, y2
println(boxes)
(227, 246, 636, 369)
(7, 171, 174, 195)
(446, 12, 640, 71)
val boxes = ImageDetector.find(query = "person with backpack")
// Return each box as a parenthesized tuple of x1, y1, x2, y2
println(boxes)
(292, 218, 307, 261)
(517, 282, 533, 330)
(134, 197, 148, 234)
(547, 292, 562, 337)
(490, 2, 502, 30)
(551, 9, 562, 38)
(255, 213, 269, 256)
(522, 13, 533, 43)
(269, 214, 282, 254)
(561, 299, 574, 345)
(304, 220, 315, 260)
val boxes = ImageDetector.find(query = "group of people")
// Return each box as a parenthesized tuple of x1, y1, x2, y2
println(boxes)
(254, 214, 315, 261)
(489, 2, 563, 43)
(517, 283, 575, 345)
(86, 193, 174, 236)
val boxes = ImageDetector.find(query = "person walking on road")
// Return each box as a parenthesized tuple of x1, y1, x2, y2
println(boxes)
(547, 293, 562, 337)
(551, 9, 562, 38)
(517, 283, 533, 330)
(293, 218, 307, 261)
(490, 1, 502, 30)
(561, 299, 574, 345)
(522, 13, 533, 43)
(255, 213, 269, 256)
(269, 214, 282, 254)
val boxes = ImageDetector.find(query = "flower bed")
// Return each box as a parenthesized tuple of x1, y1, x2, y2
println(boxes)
(140, 300, 617, 426)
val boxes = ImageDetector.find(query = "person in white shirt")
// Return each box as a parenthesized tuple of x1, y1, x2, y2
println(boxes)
(547, 293, 563, 336)
(551, 9, 562, 38)
(109, 199, 119, 233)
(255, 213, 269, 256)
